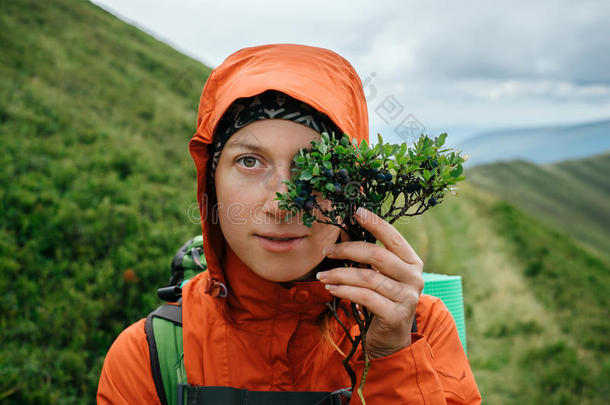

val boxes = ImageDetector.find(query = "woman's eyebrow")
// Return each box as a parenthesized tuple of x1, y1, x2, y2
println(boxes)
(224, 141, 268, 153)
(225, 141, 315, 156)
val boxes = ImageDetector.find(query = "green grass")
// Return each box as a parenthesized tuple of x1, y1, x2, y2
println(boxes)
(0, 0, 210, 402)
(396, 181, 609, 404)
(465, 153, 610, 260)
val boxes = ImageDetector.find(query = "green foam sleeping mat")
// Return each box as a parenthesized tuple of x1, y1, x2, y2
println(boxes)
(422, 272, 468, 354)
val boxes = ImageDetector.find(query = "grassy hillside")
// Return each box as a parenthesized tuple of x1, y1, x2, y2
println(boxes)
(464, 153, 610, 260)
(0, 0, 210, 402)
(396, 180, 609, 404)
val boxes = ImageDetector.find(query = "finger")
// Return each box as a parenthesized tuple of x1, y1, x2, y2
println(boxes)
(325, 241, 419, 283)
(323, 284, 397, 321)
(317, 267, 407, 302)
(355, 207, 422, 266)
(339, 228, 351, 243)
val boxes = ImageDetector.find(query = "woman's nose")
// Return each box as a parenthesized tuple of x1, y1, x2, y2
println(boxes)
(262, 165, 292, 219)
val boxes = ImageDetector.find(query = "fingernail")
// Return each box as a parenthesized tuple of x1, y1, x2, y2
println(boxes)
(325, 284, 337, 290)
(316, 271, 327, 280)
(323, 246, 335, 256)
(356, 207, 366, 219)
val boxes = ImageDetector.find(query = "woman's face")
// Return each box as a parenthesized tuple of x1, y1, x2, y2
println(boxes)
(214, 119, 342, 282)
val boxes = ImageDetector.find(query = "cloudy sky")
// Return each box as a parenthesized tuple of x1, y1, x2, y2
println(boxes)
(91, 0, 610, 145)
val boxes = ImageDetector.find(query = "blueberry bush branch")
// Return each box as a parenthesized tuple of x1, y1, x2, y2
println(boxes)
(275, 131, 466, 402)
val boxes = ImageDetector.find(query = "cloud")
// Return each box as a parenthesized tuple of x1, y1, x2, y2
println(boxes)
(90, 0, 610, 132)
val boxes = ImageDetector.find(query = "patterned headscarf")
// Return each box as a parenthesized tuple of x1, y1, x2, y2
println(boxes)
(208, 89, 342, 189)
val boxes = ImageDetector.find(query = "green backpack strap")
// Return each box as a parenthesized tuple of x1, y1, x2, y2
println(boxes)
(145, 304, 186, 405)
(145, 305, 352, 405)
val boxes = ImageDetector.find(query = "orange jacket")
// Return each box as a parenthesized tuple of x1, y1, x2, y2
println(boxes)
(97, 43, 481, 404)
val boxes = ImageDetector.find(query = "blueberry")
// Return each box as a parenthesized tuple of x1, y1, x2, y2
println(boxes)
(377, 173, 386, 182)
(385, 173, 393, 181)
(323, 169, 333, 178)
(338, 174, 350, 185)
(429, 197, 437, 206)
(406, 183, 421, 193)
(293, 196, 305, 208)
(304, 198, 316, 211)
(338, 168, 348, 178)
(334, 183, 342, 193)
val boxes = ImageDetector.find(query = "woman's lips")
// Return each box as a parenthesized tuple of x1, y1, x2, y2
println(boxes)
(255, 235, 306, 253)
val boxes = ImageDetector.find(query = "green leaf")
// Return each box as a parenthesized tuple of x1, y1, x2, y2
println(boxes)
(436, 133, 447, 147)
(325, 183, 335, 192)
(322, 160, 332, 170)
(312, 163, 320, 176)
(451, 165, 463, 177)
(300, 170, 313, 181)
(360, 139, 368, 153)
(398, 143, 407, 157)
(423, 169, 431, 181)
(321, 132, 331, 144)
(317, 142, 328, 155)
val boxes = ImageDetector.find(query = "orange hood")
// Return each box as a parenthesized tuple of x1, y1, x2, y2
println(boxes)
(188, 43, 369, 297)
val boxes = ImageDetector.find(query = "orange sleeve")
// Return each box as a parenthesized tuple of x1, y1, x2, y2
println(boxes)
(349, 295, 482, 404)
(96, 319, 161, 405)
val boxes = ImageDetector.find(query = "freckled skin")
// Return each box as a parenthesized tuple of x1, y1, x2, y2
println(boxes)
(214, 119, 341, 282)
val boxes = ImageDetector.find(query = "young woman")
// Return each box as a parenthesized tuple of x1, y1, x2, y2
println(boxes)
(97, 43, 481, 404)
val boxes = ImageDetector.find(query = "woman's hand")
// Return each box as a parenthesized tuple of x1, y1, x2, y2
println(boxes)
(316, 206, 424, 359)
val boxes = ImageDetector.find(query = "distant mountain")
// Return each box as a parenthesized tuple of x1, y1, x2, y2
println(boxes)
(458, 119, 610, 167)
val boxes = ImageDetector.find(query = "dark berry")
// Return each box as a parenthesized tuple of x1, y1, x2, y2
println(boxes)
(385, 173, 393, 181)
(338, 174, 350, 185)
(430, 159, 438, 167)
(323, 169, 333, 178)
(337, 168, 348, 178)
(304, 198, 316, 211)
(293, 196, 305, 207)
(406, 183, 422, 193)
(334, 183, 342, 193)
(429, 197, 437, 206)
(376, 173, 386, 182)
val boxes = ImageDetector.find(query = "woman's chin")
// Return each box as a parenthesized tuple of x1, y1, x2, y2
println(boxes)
(254, 267, 313, 283)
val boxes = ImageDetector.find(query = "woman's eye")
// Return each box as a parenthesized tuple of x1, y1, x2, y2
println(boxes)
(237, 155, 261, 169)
